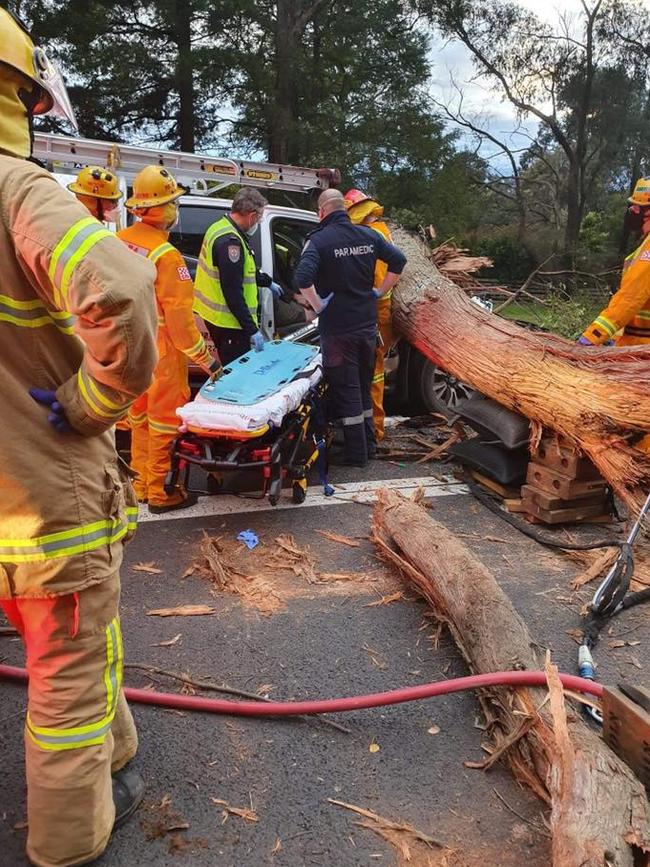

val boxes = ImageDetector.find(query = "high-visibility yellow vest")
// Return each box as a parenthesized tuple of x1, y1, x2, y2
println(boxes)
(194, 217, 258, 330)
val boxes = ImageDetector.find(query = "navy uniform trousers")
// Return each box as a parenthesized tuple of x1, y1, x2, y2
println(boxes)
(321, 324, 377, 465)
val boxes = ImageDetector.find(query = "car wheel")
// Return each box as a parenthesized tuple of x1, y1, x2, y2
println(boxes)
(417, 357, 474, 415)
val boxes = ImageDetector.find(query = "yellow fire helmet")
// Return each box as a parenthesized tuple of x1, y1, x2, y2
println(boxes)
(629, 177, 650, 207)
(67, 166, 122, 200)
(0, 8, 78, 131)
(125, 165, 185, 209)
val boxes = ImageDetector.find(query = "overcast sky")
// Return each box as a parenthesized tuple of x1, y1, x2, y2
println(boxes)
(429, 0, 650, 169)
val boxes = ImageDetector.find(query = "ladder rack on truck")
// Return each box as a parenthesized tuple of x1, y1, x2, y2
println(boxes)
(33, 132, 340, 196)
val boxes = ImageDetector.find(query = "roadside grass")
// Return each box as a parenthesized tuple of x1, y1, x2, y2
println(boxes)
(499, 290, 610, 339)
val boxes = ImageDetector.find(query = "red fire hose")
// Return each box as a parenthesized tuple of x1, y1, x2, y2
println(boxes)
(0, 663, 602, 716)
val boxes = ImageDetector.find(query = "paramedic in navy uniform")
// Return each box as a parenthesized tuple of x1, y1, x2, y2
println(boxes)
(295, 189, 406, 467)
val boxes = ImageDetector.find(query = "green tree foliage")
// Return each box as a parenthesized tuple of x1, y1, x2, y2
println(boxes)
(8, 0, 488, 241)
(416, 0, 650, 281)
(12, 0, 236, 150)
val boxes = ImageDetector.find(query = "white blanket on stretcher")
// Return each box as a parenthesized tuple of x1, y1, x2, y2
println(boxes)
(176, 353, 323, 432)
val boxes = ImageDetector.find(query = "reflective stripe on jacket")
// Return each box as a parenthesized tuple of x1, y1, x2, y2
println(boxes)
(118, 221, 213, 369)
(0, 155, 158, 597)
(194, 216, 258, 329)
(582, 235, 650, 345)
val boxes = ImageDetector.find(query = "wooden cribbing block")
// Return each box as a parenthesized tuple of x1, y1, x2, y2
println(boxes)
(521, 496, 608, 525)
(535, 438, 602, 480)
(520, 484, 608, 511)
(470, 471, 521, 499)
(526, 462, 607, 499)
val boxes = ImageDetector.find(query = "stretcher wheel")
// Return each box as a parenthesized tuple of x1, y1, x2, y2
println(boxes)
(269, 493, 279, 506)
(292, 480, 307, 504)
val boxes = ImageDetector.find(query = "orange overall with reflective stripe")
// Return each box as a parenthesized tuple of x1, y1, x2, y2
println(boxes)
(369, 219, 394, 439)
(118, 221, 211, 506)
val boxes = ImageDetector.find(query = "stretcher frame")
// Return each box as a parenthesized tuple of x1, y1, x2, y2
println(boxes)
(165, 383, 327, 506)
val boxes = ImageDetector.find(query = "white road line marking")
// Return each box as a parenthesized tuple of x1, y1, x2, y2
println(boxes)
(139, 475, 468, 523)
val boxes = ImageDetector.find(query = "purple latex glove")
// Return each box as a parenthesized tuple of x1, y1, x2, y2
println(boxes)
(576, 336, 594, 346)
(29, 388, 72, 433)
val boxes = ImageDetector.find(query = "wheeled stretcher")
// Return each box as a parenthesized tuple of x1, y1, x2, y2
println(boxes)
(165, 341, 331, 506)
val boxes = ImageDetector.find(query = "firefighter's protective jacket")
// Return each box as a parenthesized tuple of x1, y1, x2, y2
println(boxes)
(582, 234, 650, 345)
(0, 155, 158, 598)
(118, 221, 213, 368)
(370, 219, 392, 290)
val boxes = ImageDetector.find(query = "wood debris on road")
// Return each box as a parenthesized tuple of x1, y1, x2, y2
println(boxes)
(211, 798, 259, 824)
(133, 562, 163, 574)
(146, 605, 216, 617)
(328, 797, 444, 861)
(316, 530, 361, 547)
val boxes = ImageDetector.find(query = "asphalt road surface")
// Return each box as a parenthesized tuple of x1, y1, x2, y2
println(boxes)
(1, 452, 648, 866)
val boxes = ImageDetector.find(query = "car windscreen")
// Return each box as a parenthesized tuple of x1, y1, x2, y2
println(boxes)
(170, 204, 228, 259)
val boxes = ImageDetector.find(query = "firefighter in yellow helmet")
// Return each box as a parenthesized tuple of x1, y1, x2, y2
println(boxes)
(67, 165, 122, 223)
(579, 176, 650, 452)
(119, 165, 221, 513)
(580, 177, 650, 348)
(0, 9, 158, 867)
(344, 189, 395, 440)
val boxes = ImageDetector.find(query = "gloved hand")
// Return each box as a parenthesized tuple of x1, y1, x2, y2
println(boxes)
(268, 281, 284, 299)
(30, 388, 72, 433)
(250, 331, 265, 352)
(314, 292, 334, 314)
(576, 336, 594, 346)
(372, 288, 382, 299)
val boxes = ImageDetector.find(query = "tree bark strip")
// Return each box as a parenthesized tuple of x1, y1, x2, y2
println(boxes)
(373, 489, 650, 866)
(389, 225, 650, 512)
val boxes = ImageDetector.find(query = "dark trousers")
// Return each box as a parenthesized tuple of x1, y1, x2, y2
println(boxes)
(321, 326, 376, 464)
(206, 323, 251, 367)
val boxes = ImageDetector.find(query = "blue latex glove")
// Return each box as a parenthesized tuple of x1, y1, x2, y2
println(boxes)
(250, 331, 265, 352)
(237, 529, 260, 550)
(576, 336, 594, 346)
(268, 281, 283, 299)
(30, 388, 72, 433)
(372, 288, 382, 299)
(315, 292, 334, 313)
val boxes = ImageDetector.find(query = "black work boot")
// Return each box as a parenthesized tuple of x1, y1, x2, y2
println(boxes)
(148, 491, 199, 515)
(112, 767, 146, 830)
(76, 769, 145, 864)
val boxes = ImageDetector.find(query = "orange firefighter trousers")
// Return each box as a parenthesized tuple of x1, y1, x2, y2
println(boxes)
(371, 295, 394, 441)
(129, 334, 189, 507)
(0, 573, 136, 867)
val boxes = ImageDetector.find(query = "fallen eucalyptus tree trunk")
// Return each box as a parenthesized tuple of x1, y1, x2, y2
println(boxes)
(389, 225, 650, 512)
(373, 489, 650, 867)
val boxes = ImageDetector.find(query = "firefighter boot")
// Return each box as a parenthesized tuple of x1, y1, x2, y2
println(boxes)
(112, 767, 146, 830)
(78, 768, 145, 865)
